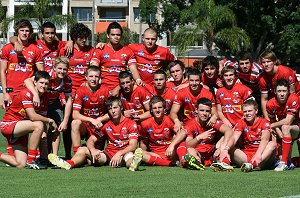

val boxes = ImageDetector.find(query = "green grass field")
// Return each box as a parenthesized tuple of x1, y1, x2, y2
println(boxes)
(0, 110, 299, 198)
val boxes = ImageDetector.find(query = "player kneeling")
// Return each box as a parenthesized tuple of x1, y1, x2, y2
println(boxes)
(213, 99, 276, 172)
(130, 96, 186, 171)
(0, 71, 57, 169)
(48, 96, 140, 169)
(184, 98, 233, 170)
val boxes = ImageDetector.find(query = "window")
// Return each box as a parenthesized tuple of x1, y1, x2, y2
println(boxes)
(105, 10, 124, 19)
(133, 7, 140, 23)
(72, 7, 92, 21)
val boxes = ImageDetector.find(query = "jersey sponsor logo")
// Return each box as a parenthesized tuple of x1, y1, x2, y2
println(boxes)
(18, 108, 26, 117)
(27, 58, 33, 63)
(154, 55, 160, 59)
(222, 103, 242, 114)
(84, 108, 99, 117)
(9, 63, 33, 72)
(70, 64, 88, 74)
(26, 92, 31, 98)
(103, 53, 110, 59)
(111, 139, 128, 148)
(138, 51, 144, 56)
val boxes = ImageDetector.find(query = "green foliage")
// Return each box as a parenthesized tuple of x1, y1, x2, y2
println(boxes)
(96, 27, 139, 46)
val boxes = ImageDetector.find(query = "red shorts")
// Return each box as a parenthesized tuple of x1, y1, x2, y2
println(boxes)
(242, 148, 257, 163)
(195, 145, 214, 166)
(0, 121, 28, 147)
(104, 148, 119, 160)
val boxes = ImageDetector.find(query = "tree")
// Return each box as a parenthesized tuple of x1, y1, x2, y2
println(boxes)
(173, 0, 250, 56)
(1, 0, 76, 35)
(139, 0, 250, 56)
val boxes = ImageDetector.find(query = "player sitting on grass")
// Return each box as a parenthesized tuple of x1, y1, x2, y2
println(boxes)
(212, 99, 276, 172)
(266, 79, 300, 171)
(48, 96, 139, 170)
(0, 71, 57, 169)
(130, 96, 186, 170)
(184, 97, 233, 170)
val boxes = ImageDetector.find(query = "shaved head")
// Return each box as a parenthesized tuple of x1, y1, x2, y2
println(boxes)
(143, 28, 157, 37)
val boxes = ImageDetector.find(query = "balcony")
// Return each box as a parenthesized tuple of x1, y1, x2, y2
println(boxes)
(96, 19, 128, 33)
(95, 0, 128, 7)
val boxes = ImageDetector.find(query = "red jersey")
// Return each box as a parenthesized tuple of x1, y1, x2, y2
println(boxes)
(216, 83, 252, 125)
(140, 116, 175, 154)
(2, 88, 48, 121)
(119, 86, 151, 115)
(59, 46, 94, 92)
(144, 84, 176, 114)
(235, 117, 270, 149)
(128, 43, 176, 84)
(185, 118, 223, 152)
(73, 85, 110, 118)
(201, 73, 223, 89)
(47, 69, 72, 105)
(259, 65, 300, 98)
(0, 43, 43, 94)
(166, 79, 189, 92)
(36, 40, 66, 72)
(173, 86, 215, 123)
(266, 93, 300, 123)
(91, 45, 136, 90)
(95, 117, 138, 152)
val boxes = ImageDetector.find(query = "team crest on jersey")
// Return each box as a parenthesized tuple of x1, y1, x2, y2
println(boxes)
(103, 53, 110, 59)
(244, 126, 249, 133)
(219, 92, 224, 99)
(148, 128, 153, 134)
(26, 92, 31, 98)
(83, 96, 89, 101)
(37, 44, 43, 49)
(292, 101, 297, 106)
(193, 130, 199, 136)
(138, 51, 144, 56)
(10, 50, 16, 55)
(85, 54, 90, 58)
(28, 58, 33, 63)
(53, 52, 57, 56)
(121, 127, 127, 132)
(121, 54, 127, 58)
(154, 60, 160, 65)
(154, 55, 160, 59)
(28, 51, 34, 56)
(99, 96, 105, 100)
(185, 97, 190, 103)
(232, 92, 240, 104)
(106, 126, 112, 132)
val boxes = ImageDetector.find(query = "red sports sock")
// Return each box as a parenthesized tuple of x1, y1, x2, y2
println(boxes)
(176, 142, 187, 160)
(222, 157, 231, 165)
(6, 143, 14, 156)
(0, 152, 2, 158)
(281, 137, 292, 164)
(73, 146, 80, 154)
(148, 156, 172, 166)
(28, 149, 38, 163)
(66, 160, 75, 168)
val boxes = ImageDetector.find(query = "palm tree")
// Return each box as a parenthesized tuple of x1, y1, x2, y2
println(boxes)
(173, 0, 250, 56)
(1, 0, 76, 37)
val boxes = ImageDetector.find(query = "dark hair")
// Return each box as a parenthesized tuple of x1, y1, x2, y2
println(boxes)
(274, 78, 290, 91)
(119, 71, 133, 80)
(106, 22, 123, 35)
(236, 51, 253, 63)
(154, 69, 167, 79)
(34, 71, 50, 82)
(149, 96, 166, 115)
(196, 97, 212, 108)
(187, 68, 201, 80)
(70, 23, 91, 40)
(41, 21, 56, 33)
(168, 60, 185, 71)
(202, 56, 219, 72)
(14, 19, 33, 34)
(86, 66, 100, 75)
(243, 99, 258, 110)
(221, 66, 236, 77)
(105, 96, 123, 109)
